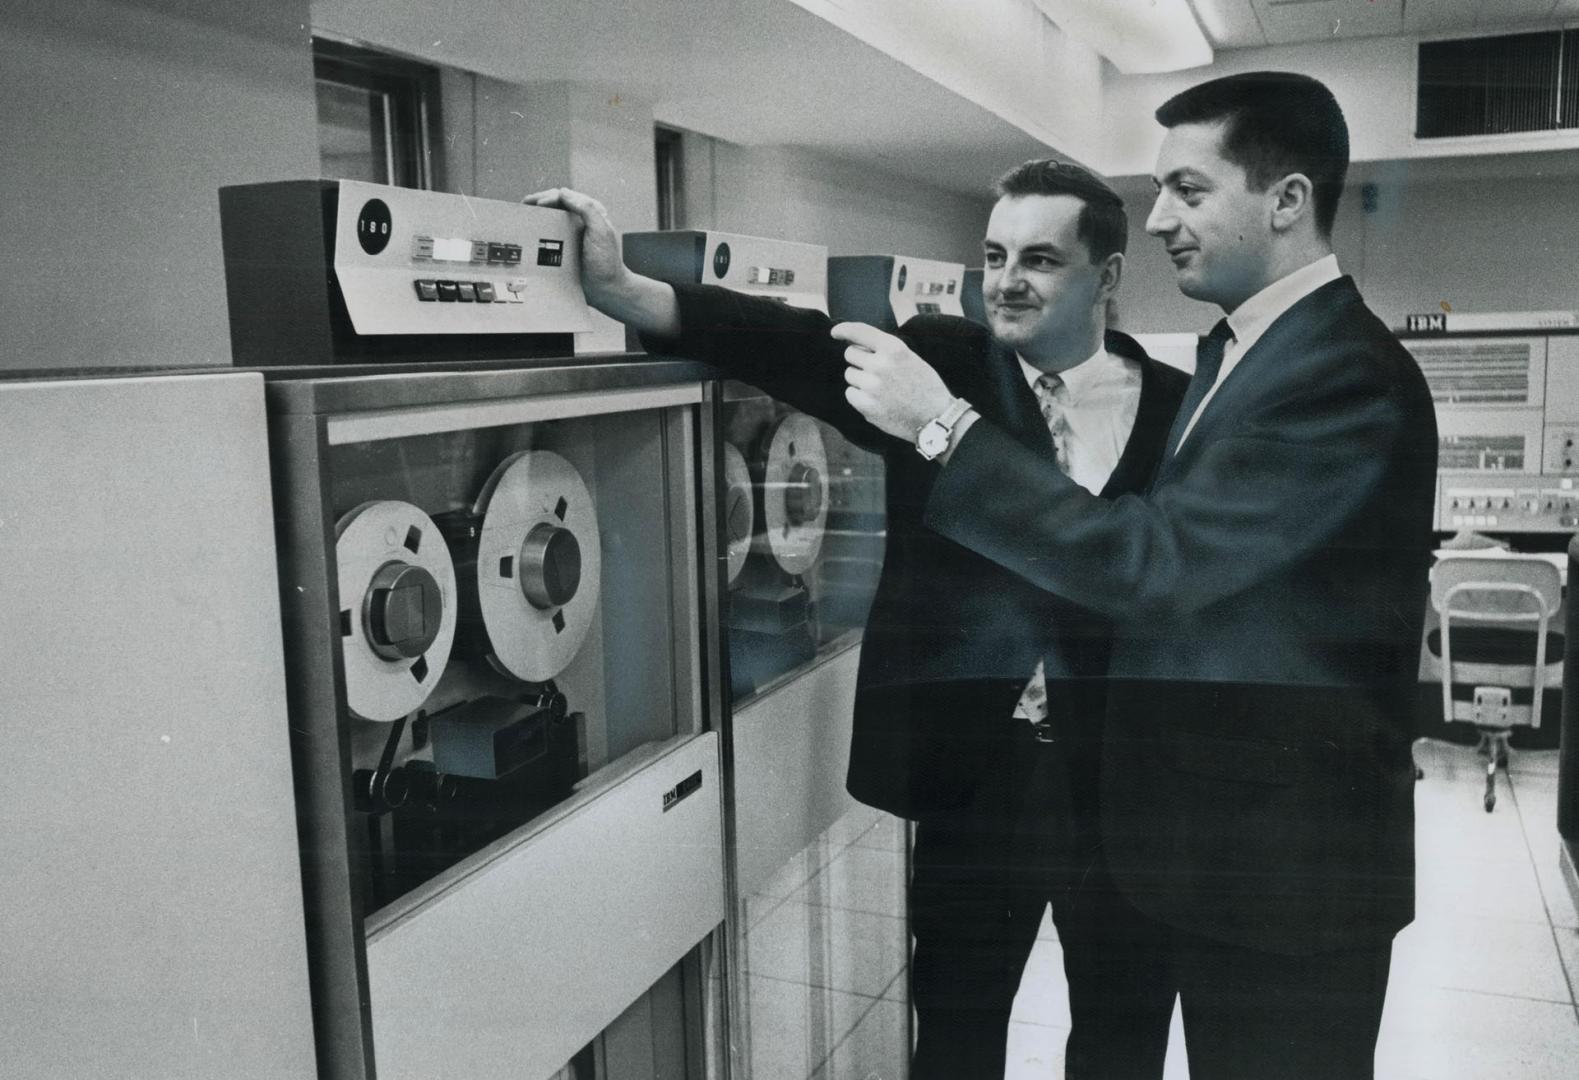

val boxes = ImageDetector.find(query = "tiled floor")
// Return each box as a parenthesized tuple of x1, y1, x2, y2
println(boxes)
(737, 739, 1579, 1079)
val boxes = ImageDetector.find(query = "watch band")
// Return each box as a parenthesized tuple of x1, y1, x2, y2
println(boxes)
(934, 397, 971, 430)
(915, 397, 972, 460)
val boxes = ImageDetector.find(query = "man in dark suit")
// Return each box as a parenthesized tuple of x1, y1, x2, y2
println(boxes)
(528, 162, 1187, 1079)
(841, 73, 1438, 1079)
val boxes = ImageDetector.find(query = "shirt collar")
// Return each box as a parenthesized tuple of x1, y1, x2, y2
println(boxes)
(1018, 344, 1114, 402)
(1225, 253, 1342, 350)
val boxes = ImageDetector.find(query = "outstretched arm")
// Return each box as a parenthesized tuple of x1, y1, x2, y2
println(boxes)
(522, 187, 681, 337)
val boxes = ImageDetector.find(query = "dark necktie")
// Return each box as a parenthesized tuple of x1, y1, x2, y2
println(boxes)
(1163, 318, 1234, 459)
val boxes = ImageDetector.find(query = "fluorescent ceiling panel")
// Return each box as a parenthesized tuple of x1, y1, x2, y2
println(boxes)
(1030, 0, 1213, 73)
(1402, 0, 1482, 34)
(1250, 0, 1404, 44)
(1188, 0, 1270, 47)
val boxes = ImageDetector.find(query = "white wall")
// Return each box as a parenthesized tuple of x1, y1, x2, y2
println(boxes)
(0, 1, 320, 370)
(1099, 34, 1579, 179)
(685, 135, 990, 266)
(1110, 169, 1579, 335)
(439, 72, 987, 282)
(1352, 172, 1579, 328)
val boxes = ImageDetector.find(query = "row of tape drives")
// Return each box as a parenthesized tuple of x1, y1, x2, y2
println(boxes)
(218, 179, 967, 1080)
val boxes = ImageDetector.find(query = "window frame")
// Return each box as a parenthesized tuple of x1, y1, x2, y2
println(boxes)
(313, 37, 443, 191)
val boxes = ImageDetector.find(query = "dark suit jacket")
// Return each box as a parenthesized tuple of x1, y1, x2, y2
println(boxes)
(926, 277, 1439, 954)
(650, 282, 1188, 824)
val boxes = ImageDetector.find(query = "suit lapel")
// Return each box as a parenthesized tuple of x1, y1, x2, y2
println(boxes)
(1104, 352, 1180, 498)
(1154, 277, 1358, 486)
(977, 339, 1055, 453)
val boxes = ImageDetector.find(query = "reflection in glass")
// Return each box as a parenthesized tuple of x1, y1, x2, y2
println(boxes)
(722, 383, 885, 703)
(316, 79, 391, 185)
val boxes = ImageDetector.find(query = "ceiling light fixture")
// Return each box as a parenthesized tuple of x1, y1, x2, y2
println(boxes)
(1028, 0, 1214, 74)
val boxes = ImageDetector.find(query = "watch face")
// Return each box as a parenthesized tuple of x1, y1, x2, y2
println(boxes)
(917, 421, 948, 459)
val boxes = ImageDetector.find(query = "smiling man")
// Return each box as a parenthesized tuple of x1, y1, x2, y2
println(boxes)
(526, 161, 1188, 1079)
(842, 72, 1439, 1079)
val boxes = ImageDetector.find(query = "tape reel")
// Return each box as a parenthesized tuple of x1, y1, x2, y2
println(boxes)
(467, 450, 602, 682)
(336, 500, 459, 722)
(722, 442, 754, 586)
(759, 413, 828, 576)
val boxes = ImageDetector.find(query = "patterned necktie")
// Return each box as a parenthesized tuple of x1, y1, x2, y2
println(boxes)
(1163, 318, 1234, 459)
(1031, 372, 1071, 475)
(1014, 371, 1075, 738)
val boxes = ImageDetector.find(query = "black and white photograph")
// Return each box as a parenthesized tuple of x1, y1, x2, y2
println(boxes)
(3, 2, 1578, 1078)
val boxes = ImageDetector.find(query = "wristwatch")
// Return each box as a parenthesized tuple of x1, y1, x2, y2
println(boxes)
(915, 397, 972, 461)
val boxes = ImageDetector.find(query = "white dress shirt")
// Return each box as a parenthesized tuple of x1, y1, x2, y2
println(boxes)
(1176, 253, 1343, 448)
(1017, 346, 1143, 495)
(1010, 344, 1143, 725)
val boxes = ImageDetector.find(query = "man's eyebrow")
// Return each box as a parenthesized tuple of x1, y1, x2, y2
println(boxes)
(1157, 168, 1206, 187)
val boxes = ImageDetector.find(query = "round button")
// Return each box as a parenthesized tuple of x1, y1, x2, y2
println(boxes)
(362, 561, 443, 660)
(519, 523, 583, 609)
(713, 242, 732, 279)
(784, 462, 825, 526)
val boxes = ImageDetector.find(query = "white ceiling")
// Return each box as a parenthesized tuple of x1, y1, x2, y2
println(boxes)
(313, 0, 1054, 198)
(1195, 0, 1579, 49)
(312, 0, 1579, 199)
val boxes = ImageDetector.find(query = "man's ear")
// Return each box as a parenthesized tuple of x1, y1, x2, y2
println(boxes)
(1098, 252, 1124, 299)
(1270, 173, 1314, 233)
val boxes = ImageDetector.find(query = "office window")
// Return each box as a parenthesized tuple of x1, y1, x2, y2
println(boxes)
(313, 38, 441, 189)
(655, 126, 684, 230)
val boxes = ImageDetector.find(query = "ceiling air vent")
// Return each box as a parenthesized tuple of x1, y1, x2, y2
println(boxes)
(1417, 30, 1579, 138)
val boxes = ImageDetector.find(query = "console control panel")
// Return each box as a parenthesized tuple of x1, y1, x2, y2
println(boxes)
(1439, 474, 1579, 530)
(331, 181, 591, 336)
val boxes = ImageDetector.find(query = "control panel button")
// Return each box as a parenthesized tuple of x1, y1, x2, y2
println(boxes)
(413, 280, 439, 302)
(505, 278, 528, 302)
(504, 244, 523, 265)
(487, 243, 509, 264)
(435, 280, 460, 302)
(471, 241, 489, 263)
(475, 281, 497, 303)
(412, 237, 435, 260)
(455, 282, 476, 302)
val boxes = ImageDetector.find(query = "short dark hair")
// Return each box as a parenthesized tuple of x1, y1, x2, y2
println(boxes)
(992, 159, 1127, 261)
(1155, 71, 1349, 237)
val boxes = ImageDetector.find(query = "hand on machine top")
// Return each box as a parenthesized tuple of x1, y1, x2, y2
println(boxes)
(521, 187, 681, 338)
(523, 187, 963, 451)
